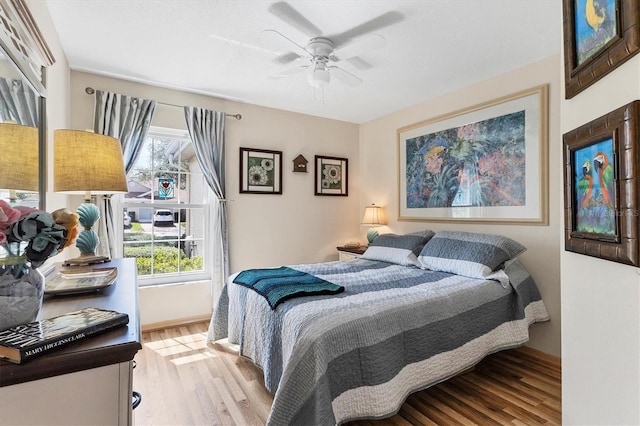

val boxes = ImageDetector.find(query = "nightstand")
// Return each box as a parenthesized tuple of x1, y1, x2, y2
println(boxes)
(337, 245, 367, 260)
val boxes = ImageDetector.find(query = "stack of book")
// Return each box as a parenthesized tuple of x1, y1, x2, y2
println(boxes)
(0, 307, 129, 364)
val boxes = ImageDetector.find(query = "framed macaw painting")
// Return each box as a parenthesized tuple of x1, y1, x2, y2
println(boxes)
(563, 100, 639, 266)
(397, 85, 548, 224)
(572, 138, 616, 235)
(563, 0, 640, 98)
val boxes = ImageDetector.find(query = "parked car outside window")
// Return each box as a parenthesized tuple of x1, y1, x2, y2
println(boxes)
(124, 211, 131, 229)
(153, 209, 174, 226)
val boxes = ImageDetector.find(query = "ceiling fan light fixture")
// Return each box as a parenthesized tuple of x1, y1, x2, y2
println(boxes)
(308, 62, 330, 88)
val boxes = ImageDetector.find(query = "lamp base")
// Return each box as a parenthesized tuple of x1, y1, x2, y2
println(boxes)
(366, 228, 379, 244)
(63, 254, 110, 266)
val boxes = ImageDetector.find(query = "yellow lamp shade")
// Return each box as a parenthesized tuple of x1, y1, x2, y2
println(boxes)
(0, 123, 39, 192)
(54, 129, 128, 194)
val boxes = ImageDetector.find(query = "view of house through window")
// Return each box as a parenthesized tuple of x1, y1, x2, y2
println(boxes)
(121, 128, 208, 284)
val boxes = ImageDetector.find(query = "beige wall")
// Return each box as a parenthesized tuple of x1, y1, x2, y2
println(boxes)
(69, 71, 360, 325)
(560, 54, 640, 424)
(359, 55, 562, 356)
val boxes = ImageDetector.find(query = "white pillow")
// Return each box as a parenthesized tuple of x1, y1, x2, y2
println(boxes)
(418, 231, 526, 287)
(361, 231, 435, 266)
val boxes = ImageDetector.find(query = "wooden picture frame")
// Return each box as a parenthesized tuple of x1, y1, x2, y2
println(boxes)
(563, 0, 640, 98)
(315, 155, 348, 196)
(239, 147, 282, 194)
(563, 101, 639, 266)
(398, 85, 548, 224)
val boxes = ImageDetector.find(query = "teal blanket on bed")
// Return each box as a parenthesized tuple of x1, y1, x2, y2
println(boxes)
(233, 266, 344, 309)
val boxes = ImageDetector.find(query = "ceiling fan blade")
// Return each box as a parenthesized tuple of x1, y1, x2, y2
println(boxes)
(263, 29, 309, 58)
(274, 51, 302, 65)
(328, 11, 404, 47)
(209, 33, 281, 56)
(346, 57, 373, 71)
(328, 66, 362, 87)
(332, 35, 386, 62)
(268, 1, 322, 37)
(269, 63, 309, 78)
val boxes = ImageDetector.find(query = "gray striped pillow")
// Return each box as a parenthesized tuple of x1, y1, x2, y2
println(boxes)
(361, 231, 435, 266)
(418, 231, 526, 287)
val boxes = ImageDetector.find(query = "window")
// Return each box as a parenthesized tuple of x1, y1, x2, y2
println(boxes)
(119, 127, 209, 286)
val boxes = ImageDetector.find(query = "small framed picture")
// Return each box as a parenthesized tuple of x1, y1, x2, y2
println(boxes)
(315, 155, 348, 196)
(239, 147, 282, 194)
(563, 100, 639, 267)
(562, 0, 640, 98)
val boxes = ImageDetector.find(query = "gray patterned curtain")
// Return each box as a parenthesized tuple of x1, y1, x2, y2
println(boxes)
(93, 90, 157, 258)
(0, 77, 38, 126)
(183, 107, 228, 301)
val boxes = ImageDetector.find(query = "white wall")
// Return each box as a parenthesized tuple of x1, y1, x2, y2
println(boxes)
(29, 1, 640, 421)
(24, 1, 74, 267)
(359, 55, 562, 356)
(29, 2, 561, 356)
(560, 54, 640, 424)
(69, 71, 360, 325)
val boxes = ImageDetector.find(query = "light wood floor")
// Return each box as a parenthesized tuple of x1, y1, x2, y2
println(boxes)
(133, 322, 561, 426)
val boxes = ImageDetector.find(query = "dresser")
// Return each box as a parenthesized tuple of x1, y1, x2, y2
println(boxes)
(0, 258, 141, 425)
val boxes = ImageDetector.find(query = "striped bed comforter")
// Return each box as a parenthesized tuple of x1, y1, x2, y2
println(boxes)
(208, 258, 549, 425)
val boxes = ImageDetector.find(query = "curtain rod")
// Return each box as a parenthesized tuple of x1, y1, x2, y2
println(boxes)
(84, 87, 242, 120)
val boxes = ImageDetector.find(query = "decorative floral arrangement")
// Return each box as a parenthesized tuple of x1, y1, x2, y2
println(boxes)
(248, 158, 275, 186)
(0, 200, 78, 274)
(321, 164, 342, 189)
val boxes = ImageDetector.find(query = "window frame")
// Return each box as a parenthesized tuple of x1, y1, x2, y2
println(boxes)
(113, 127, 212, 287)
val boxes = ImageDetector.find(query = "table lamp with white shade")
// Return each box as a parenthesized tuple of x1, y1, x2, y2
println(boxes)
(0, 122, 39, 204)
(361, 204, 387, 244)
(53, 129, 128, 265)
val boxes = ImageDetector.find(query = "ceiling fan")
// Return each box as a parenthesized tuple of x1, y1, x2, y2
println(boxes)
(265, 2, 403, 89)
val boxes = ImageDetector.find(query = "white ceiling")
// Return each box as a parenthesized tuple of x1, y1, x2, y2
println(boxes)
(44, 0, 561, 124)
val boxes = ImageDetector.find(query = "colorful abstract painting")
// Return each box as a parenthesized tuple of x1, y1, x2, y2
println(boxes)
(574, 0, 617, 66)
(573, 138, 616, 235)
(405, 111, 526, 209)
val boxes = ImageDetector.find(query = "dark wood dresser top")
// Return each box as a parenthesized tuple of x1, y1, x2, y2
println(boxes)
(0, 258, 141, 387)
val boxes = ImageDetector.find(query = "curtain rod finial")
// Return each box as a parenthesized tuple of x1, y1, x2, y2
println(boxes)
(85, 87, 95, 95)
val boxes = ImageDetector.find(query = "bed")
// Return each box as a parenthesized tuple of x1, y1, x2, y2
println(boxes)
(208, 231, 549, 425)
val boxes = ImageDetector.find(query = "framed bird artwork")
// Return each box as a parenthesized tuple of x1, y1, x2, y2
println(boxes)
(562, 0, 640, 99)
(563, 100, 639, 267)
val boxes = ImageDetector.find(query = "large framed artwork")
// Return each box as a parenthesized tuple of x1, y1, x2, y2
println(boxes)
(563, 0, 640, 98)
(398, 85, 548, 224)
(239, 147, 282, 194)
(563, 101, 639, 266)
(315, 155, 348, 196)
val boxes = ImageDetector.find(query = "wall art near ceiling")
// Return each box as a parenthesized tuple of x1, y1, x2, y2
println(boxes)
(398, 85, 548, 224)
(239, 147, 282, 194)
(563, 0, 640, 98)
(315, 155, 348, 196)
(563, 100, 639, 266)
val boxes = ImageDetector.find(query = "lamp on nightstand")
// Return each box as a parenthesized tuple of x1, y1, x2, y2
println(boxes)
(54, 129, 128, 265)
(361, 204, 387, 244)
